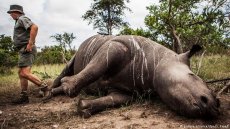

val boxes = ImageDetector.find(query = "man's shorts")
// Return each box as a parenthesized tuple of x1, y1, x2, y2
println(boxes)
(18, 45, 37, 67)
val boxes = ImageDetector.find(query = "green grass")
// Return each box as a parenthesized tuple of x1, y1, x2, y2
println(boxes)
(191, 55, 230, 81)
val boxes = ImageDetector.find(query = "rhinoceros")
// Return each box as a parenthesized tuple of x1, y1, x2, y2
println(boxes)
(45, 35, 220, 118)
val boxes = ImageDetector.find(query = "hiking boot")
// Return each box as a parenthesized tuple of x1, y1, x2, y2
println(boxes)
(12, 91, 29, 104)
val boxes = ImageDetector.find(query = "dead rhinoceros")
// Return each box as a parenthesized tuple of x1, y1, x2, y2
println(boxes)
(46, 35, 220, 118)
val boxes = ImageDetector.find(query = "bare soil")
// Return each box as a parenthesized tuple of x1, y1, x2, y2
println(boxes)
(0, 89, 229, 129)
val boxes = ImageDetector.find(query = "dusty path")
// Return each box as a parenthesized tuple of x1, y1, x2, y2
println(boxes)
(0, 92, 229, 129)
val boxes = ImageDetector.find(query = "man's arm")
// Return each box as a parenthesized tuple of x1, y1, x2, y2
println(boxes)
(26, 24, 38, 51)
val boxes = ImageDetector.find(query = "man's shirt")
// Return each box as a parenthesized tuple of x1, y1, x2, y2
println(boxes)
(13, 15, 33, 49)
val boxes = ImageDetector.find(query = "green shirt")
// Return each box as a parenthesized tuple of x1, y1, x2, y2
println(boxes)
(13, 15, 34, 49)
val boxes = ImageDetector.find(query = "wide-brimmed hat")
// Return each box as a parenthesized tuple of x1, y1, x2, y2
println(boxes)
(7, 4, 24, 14)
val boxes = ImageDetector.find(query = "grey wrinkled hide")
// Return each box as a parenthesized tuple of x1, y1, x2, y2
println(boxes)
(51, 35, 219, 118)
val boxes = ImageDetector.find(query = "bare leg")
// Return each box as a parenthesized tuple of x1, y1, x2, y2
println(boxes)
(19, 66, 42, 87)
(12, 66, 40, 104)
(19, 76, 28, 91)
(77, 91, 132, 118)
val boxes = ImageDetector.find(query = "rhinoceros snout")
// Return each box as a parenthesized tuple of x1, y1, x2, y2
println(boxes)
(193, 95, 220, 118)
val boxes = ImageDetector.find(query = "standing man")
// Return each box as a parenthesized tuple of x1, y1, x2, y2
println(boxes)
(7, 4, 48, 104)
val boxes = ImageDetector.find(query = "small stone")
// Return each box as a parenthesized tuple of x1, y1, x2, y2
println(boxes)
(0, 110, 3, 115)
(52, 124, 59, 128)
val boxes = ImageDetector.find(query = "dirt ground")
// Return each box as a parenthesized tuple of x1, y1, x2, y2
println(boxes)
(0, 89, 229, 129)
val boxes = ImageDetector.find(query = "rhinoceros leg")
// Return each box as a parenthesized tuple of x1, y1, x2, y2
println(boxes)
(52, 56, 75, 89)
(42, 56, 76, 102)
(77, 91, 132, 118)
(59, 42, 128, 97)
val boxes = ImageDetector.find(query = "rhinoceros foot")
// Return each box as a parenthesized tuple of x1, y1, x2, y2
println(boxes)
(77, 99, 93, 118)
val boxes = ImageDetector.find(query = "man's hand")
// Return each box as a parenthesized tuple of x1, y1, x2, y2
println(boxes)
(26, 42, 33, 52)
(26, 24, 38, 52)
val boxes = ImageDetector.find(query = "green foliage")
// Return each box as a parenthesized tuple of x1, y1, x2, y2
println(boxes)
(82, 0, 131, 35)
(50, 32, 76, 51)
(35, 45, 74, 64)
(50, 32, 76, 63)
(0, 35, 18, 74)
(33, 71, 51, 80)
(119, 25, 157, 41)
(142, 0, 229, 53)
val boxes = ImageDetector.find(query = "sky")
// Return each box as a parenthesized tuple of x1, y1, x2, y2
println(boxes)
(0, 0, 158, 49)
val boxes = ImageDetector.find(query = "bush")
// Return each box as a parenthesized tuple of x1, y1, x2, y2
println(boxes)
(35, 45, 75, 64)
(0, 35, 18, 74)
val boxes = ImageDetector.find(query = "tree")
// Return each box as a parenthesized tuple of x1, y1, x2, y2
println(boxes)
(144, 0, 230, 53)
(0, 34, 18, 74)
(82, 0, 131, 35)
(50, 32, 76, 63)
(119, 25, 157, 41)
(35, 46, 72, 64)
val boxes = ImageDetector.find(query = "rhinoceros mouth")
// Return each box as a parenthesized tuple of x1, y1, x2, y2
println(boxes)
(192, 102, 220, 119)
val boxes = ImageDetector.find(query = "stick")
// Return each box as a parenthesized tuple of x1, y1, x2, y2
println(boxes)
(206, 78, 230, 83)
(217, 81, 230, 97)
(196, 50, 206, 75)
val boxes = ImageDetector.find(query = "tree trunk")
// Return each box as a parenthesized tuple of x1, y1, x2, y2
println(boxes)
(170, 24, 183, 54)
(167, 0, 183, 54)
(107, 4, 112, 35)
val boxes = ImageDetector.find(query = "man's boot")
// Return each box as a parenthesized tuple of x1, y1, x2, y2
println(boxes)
(12, 91, 29, 104)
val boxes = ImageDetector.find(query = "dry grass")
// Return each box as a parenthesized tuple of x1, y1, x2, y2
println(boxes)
(191, 55, 230, 81)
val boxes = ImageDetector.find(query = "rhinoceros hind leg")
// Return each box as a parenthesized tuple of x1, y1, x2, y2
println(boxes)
(60, 42, 128, 97)
(77, 92, 132, 118)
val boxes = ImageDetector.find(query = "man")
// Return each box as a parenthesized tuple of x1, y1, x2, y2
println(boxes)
(7, 4, 49, 104)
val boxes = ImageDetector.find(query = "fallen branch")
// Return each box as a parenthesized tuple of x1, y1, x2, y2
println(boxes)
(1, 118, 6, 129)
(206, 78, 230, 83)
(217, 81, 230, 98)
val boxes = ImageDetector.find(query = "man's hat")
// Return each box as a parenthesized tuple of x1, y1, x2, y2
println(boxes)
(7, 4, 24, 14)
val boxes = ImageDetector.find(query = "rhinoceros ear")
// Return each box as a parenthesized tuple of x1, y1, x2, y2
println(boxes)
(179, 45, 202, 66)
(187, 45, 202, 58)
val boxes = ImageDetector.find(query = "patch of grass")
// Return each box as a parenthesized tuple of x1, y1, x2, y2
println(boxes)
(191, 55, 230, 81)
(0, 64, 65, 103)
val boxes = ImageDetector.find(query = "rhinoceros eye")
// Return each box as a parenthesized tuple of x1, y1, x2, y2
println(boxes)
(188, 73, 195, 76)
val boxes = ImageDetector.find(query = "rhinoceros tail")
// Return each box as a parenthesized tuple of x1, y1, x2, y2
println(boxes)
(188, 45, 202, 58)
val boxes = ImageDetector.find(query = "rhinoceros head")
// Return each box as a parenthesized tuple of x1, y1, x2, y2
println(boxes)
(154, 45, 220, 118)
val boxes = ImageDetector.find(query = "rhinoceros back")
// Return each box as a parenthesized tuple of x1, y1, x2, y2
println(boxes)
(73, 35, 115, 74)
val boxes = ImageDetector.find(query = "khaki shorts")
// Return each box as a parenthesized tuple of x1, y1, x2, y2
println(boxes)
(18, 45, 37, 67)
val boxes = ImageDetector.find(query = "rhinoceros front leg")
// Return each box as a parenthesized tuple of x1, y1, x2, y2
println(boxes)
(77, 91, 132, 118)
(42, 56, 76, 102)
(58, 42, 128, 97)
(52, 56, 75, 89)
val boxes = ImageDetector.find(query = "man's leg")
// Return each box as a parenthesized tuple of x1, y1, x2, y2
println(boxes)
(19, 71, 29, 92)
(12, 68, 31, 104)
(19, 66, 42, 86)
(19, 66, 49, 96)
